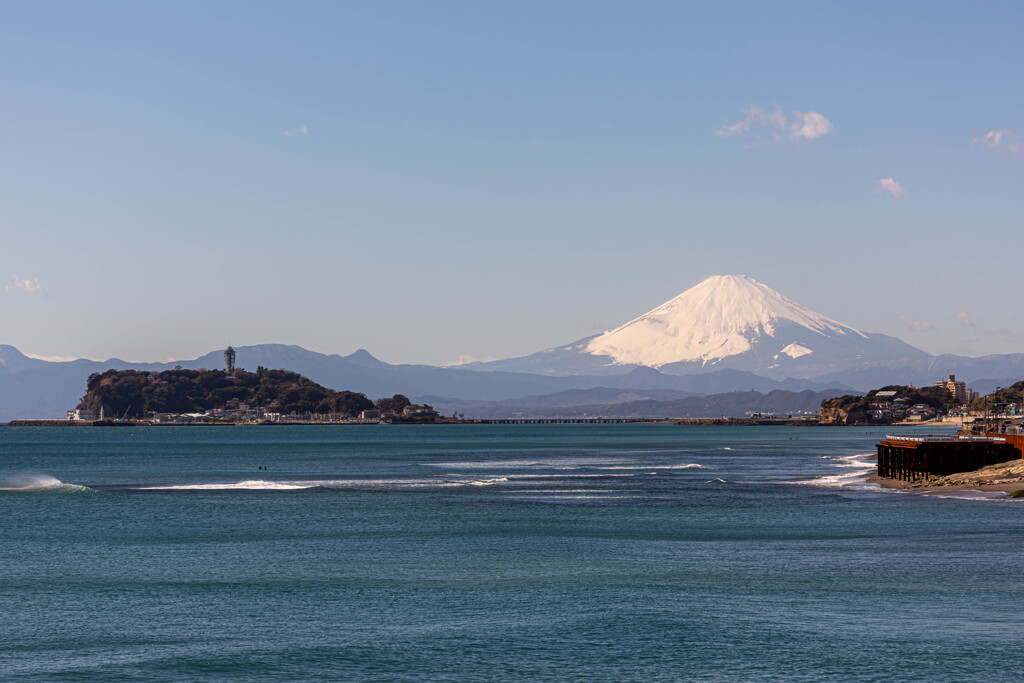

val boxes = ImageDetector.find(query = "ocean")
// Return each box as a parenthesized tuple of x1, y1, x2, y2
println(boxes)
(2, 424, 1022, 681)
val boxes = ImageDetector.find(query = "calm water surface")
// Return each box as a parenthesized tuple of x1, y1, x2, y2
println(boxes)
(1, 424, 1022, 681)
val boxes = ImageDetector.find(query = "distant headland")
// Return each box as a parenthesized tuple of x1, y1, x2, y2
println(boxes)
(50, 354, 445, 425)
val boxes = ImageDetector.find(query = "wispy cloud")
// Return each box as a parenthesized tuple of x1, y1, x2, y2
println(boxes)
(899, 314, 933, 332)
(956, 311, 975, 328)
(715, 105, 787, 141)
(5, 275, 45, 295)
(715, 105, 832, 145)
(874, 177, 908, 198)
(977, 129, 1023, 157)
(283, 125, 309, 137)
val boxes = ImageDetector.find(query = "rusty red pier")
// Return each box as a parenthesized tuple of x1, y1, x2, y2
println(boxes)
(876, 433, 1022, 482)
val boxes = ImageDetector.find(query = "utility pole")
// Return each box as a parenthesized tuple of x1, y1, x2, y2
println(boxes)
(987, 387, 1002, 435)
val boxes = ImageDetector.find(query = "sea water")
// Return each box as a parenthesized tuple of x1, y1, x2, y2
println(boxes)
(1, 424, 1022, 681)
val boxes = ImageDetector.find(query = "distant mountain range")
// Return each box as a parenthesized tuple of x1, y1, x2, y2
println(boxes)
(466, 275, 1024, 386)
(2, 275, 1021, 420)
(0, 344, 846, 421)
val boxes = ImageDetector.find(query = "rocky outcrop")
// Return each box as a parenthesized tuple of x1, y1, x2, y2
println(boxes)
(903, 459, 1024, 489)
(818, 396, 868, 425)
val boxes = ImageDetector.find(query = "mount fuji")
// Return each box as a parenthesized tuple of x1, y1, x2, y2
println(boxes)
(468, 275, 932, 379)
(2, 275, 1022, 420)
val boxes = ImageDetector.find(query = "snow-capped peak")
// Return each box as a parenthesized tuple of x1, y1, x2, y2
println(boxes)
(584, 275, 865, 367)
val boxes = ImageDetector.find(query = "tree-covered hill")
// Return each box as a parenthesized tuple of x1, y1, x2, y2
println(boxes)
(969, 381, 1024, 413)
(819, 384, 958, 424)
(78, 367, 375, 418)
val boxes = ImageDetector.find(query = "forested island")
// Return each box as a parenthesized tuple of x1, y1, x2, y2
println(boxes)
(75, 367, 437, 423)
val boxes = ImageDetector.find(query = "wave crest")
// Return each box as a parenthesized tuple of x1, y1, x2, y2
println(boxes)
(0, 474, 88, 492)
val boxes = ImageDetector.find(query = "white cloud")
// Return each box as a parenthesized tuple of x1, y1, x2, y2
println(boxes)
(284, 125, 309, 137)
(790, 111, 833, 140)
(874, 177, 908, 198)
(715, 105, 832, 145)
(714, 105, 786, 141)
(899, 314, 933, 332)
(956, 311, 975, 327)
(5, 275, 45, 294)
(978, 129, 1023, 157)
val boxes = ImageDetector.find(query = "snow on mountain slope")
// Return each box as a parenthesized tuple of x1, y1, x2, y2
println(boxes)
(777, 343, 813, 360)
(469, 274, 930, 378)
(584, 275, 865, 367)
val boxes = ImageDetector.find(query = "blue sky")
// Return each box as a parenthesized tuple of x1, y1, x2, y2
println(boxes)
(1, 1, 1021, 364)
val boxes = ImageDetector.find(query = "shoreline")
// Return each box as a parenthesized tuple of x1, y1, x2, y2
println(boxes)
(866, 466, 1024, 495)
(868, 474, 1024, 494)
(2, 418, 959, 427)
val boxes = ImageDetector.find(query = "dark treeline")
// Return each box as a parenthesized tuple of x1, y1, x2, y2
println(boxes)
(970, 381, 1024, 413)
(78, 367, 376, 418)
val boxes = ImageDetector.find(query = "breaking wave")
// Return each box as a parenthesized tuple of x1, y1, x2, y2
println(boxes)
(0, 474, 89, 493)
(422, 458, 632, 469)
(790, 454, 877, 490)
(596, 464, 703, 470)
(791, 455, 1021, 502)
(136, 479, 315, 491)
(133, 476, 516, 491)
(422, 459, 703, 471)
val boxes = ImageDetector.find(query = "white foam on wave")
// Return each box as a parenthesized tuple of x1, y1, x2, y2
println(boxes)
(137, 479, 315, 491)
(421, 456, 645, 470)
(0, 474, 89, 492)
(134, 476, 520, 491)
(919, 489, 1009, 502)
(422, 460, 549, 469)
(127, 468, 659, 492)
(790, 453, 877, 490)
(596, 463, 703, 470)
(792, 456, 1022, 502)
(504, 473, 637, 480)
(422, 459, 703, 473)
(438, 477, 509, 487)
(513, 488, 617, 494)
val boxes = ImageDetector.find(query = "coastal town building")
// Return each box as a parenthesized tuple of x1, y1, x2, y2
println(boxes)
(934, 374, 976, 405)
(66, 409, 96, 421)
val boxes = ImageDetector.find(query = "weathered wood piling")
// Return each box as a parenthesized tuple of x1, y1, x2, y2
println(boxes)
(876, 435, 1020, 482)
